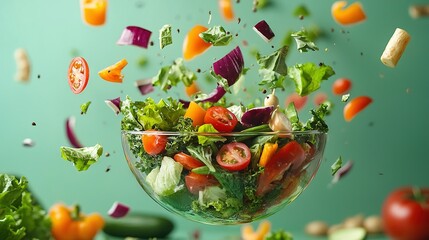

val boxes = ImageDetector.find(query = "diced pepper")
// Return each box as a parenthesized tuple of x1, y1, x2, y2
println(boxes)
(259, 142, 278, 167)
(98, 59, 128, 83)
(183, 25, 212, 61)
(184, 101, 206, 126)
(331, 1, 366, 25)
(81, 0, 108, 26)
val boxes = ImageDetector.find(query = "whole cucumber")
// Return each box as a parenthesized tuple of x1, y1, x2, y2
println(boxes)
(103, 212, 174, 239)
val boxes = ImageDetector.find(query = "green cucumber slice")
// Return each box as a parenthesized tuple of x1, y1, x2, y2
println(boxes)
(328, 227, 367, 240)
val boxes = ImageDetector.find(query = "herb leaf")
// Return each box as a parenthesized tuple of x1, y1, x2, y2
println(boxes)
(80, 101, 91, 115)
(60, 144, 103, 171)
(288, 62, 335, 96)
(257, 46, 289, 90)
(159, 24, 173, 49)
(199, 26, 233, 46)
(291, 29, 319, 52)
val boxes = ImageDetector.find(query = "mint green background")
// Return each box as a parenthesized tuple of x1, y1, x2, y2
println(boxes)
(1, 0, 428, 239)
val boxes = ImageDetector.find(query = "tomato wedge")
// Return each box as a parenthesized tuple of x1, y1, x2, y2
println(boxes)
(343, 96, 372, 122)
(256, 141, 306, 196)
(204, 106, 238, 132)
(183, 25, 212, 61)
(98, 59, 128, 83)
(332, 78, 352, 95)
(68, 57, 89, 94)
(216, 142, 251, 171)
(173, 152, 204, 170)
(285, 93, 308, 111)
(185, 172, 219, 195)
(141, 130, 167, 155)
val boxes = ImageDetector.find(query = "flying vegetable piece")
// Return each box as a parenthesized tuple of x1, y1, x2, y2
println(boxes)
(183, 25, 212, 61)
(253, 20, 275, 42)
(50, 203, 104, 239)
(199, 26, 233, 46)
(159, 24, 172, 49)
(332, 77, 352, 95)
(380, 28, 411, 68)
(135, 79, 154, 95)
(343, 96, 372, 121)
(108, 202, 130, 218)
(117, 26, 152, 48)
(219, 0, 235, 21)
(98, 59, 128, 83)
(80, 101, 91, 114)
(105, 97, 121, 115)
(409, 5, 429, 18)
(331, 160, 353, 184)
(331, 1, 366, 25)
(60, 144, 103, 171)
(66, 116, 84, 148)
(68, 57, 89, 94)
(242, 220, 271, 240)
(14, 48, 31, 83)
(80, 0, 108, 26)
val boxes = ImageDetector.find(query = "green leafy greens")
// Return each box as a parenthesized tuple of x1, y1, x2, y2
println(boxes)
(288, 62, 335, 96)
(199, 26, 233, 46)
(257, 45, 289, 90)
(159, 24, 173, 49)
(152, 58, 196, 91)
(80, 101, 91, 115)
(60, 144, 103, 171)
(331, 156, 343, 175)
(291, 29, 319, 52)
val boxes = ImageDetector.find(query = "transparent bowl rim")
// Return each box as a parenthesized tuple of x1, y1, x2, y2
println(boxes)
(121, 129, 327, 136)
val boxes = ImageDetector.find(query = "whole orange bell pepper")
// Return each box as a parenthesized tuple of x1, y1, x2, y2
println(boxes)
(49, 203, 104, 240)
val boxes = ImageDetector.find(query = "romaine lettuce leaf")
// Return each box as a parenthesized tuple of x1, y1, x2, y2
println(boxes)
(288, 62, 335, 96)
(60, 144, 103, 171)
(197, 124, 227, 146)
(146, 156, 183, 196)
(199, 26, 233, 46)
(152, 58, 196, 91)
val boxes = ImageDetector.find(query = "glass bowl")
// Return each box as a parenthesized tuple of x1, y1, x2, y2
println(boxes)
(121, 130, 327, 225)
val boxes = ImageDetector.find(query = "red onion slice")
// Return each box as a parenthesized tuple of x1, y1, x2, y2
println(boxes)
(213, 46, 244, 86)
(241, 106, 275, 127)
(66, 116, 84, 148)
(253, 20, 275, 42)
(135, 79, 154, 95)
(105, 97, 121, 115)
(332, 160, 353, 184)
(108, 201, 130, 218)
(195, 85, 227, 103)
(117, 26, 152, 48)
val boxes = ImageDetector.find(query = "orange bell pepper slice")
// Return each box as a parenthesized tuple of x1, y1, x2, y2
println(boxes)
(98, 59, 128, 83)
(184, 101, 207, 127)
(331, 1, 366, 25)
(185, 81, 201, 97)
(259, 142, 278, 167)
(183, 25, 212, 61)
(219, 0, 235, 22)
(242, 220, 271, 240)
(81, 0, 108, 26)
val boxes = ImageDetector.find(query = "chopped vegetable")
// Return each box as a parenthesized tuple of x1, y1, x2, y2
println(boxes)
(80, 0, 107, 26)
(293, 4, 310, 17)
(343, 96, 372, 121)
(242, 220, 271, 240)
(259, 142, 278, 167)
(159, 24, 172, 49)
(193, 85, 226, 103)
(409, 5, 429, 18)
(313, 92, 328, 106)
(22, 138, 34, 147)
(183, 25, 212, 61)
(0, 174, 52, 240)
(219, 0, 235, 21)
(152, 58, 197, 91)
(216, 142, 251, 171)
(66, 116, 84, 148)
(332, 160, 353, 184)
(117, 26, 152, 48)
(68, 57, 89, 94)
(185, 81, 200, 97)
(135, 79, 154, 95)
(212, 46, 244, 86)
(285, 93, 308, 111)
(105, 97, 121, 115)
(331, 1, 366, 25)
(146, 156, 184, 196)
(174, 152, 204, 170)
(288, 62, 335, 96)
(266, 229, 294, 240)
(142, 130, 168, 155)
(50, 203, 104, 240)
(291, 29, 319, 52)
(332, 77, 352, 95)
(204, 106, 238, 132)
(241, 106, 275, 127)
(257, 46, 288, 90)
(14, 48, 30, 83)
(199, 26, 233, 46)
(331, 156, 343, 175)
(80, 101, 91, 114)
(253, 20, 275, 42)
(99, 59, 128, 83)
(60, 144, 103, 171)
(342, 94, 350, 102)
(328, 227, 366, 240)
(108, 202, 130, 218)
(184, 101, 207, 127)
(380, 28, 411, 68)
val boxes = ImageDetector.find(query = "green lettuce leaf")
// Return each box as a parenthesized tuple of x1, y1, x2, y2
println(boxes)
(146, 156, 183, 196)
(199, 26, 233, 46)
(291, 29, 319, 52)
(293, 4, 310, 17)
(80, 101, 91, 115)
(288, 62, 335, 96)
(120, 96, 144, 131)
(265, 230, 294, 240)
(60, 144, 103, 171)
(191, 186, 241, 218)
(187, 145, 216, 172)
(331, 156, 343, 175)
(257, 46, 289, 90)
(197, 124, 227, 146)
(159, 24, 172, 49)
(152, 58, 197, 91)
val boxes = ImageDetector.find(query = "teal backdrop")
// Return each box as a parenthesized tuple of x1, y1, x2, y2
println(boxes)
(1, 0, 428, 239)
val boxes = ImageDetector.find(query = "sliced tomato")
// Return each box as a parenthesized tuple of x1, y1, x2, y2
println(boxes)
(204, 106, 238, 132)
(343, 96, 372, 122)
(68, 57, 89, 94)
(141, 130, 167, 155)
(256, 141, 306, 196)
(313, 92, 328, 106)
(216, 142, 251, 171)
(332, 77, 352, 95)
(185, 172, 219, 195)
(285, 93, 308, 111)
(173, 152, 204, 170)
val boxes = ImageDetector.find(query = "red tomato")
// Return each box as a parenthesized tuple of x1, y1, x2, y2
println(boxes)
(313, 92, 328, 106)
(256, 141, 305, 196)
(68, 57, 89, 94)
(216, 142, 251, 171)
(173, 152, 204, 170)
(285, 93, 308, 111)
(343, 96, 372, 121)
(382, 187, 429, 240)
(141, 130, 167, 155)
(204, 106, 238, 132)
(332, 78, 352, 95)
(185, 172, 219, 195)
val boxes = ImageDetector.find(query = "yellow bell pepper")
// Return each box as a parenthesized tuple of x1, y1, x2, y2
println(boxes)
(81, 0, 108, 26)
(49, 203, 104, 240)
(259, 142, 278, 167)
(98, 59, 128, 83)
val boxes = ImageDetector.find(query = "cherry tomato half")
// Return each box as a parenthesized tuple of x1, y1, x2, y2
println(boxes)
(256, 141, 305, 196)
(68, 57, 89, 94)
(141, 130, 167, 155)
(343, 96, 372, 122)
(332, 78, 352, 95)
(173, 152, 204, 170)
(204, 106, 238, 132)
(285, 93, 308, 111)
(185, 172, 219, 195)
(216, 142, 251, 171)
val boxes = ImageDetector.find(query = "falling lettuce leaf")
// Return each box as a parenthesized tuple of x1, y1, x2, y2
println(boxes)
(60, 144, 103, 171)
(257, 46, 289, 90)
(152, 58, 197, 91)
(80, 101, 91, 115)
(291, 29, 319, 52)
(159, 24, 172, 49)
(293, 5, 310, 17)
(331, 156, 343, 175)
(288, 62, 335, 96)
(342, 93, 350, 102)
(199, 26, 233, 46)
